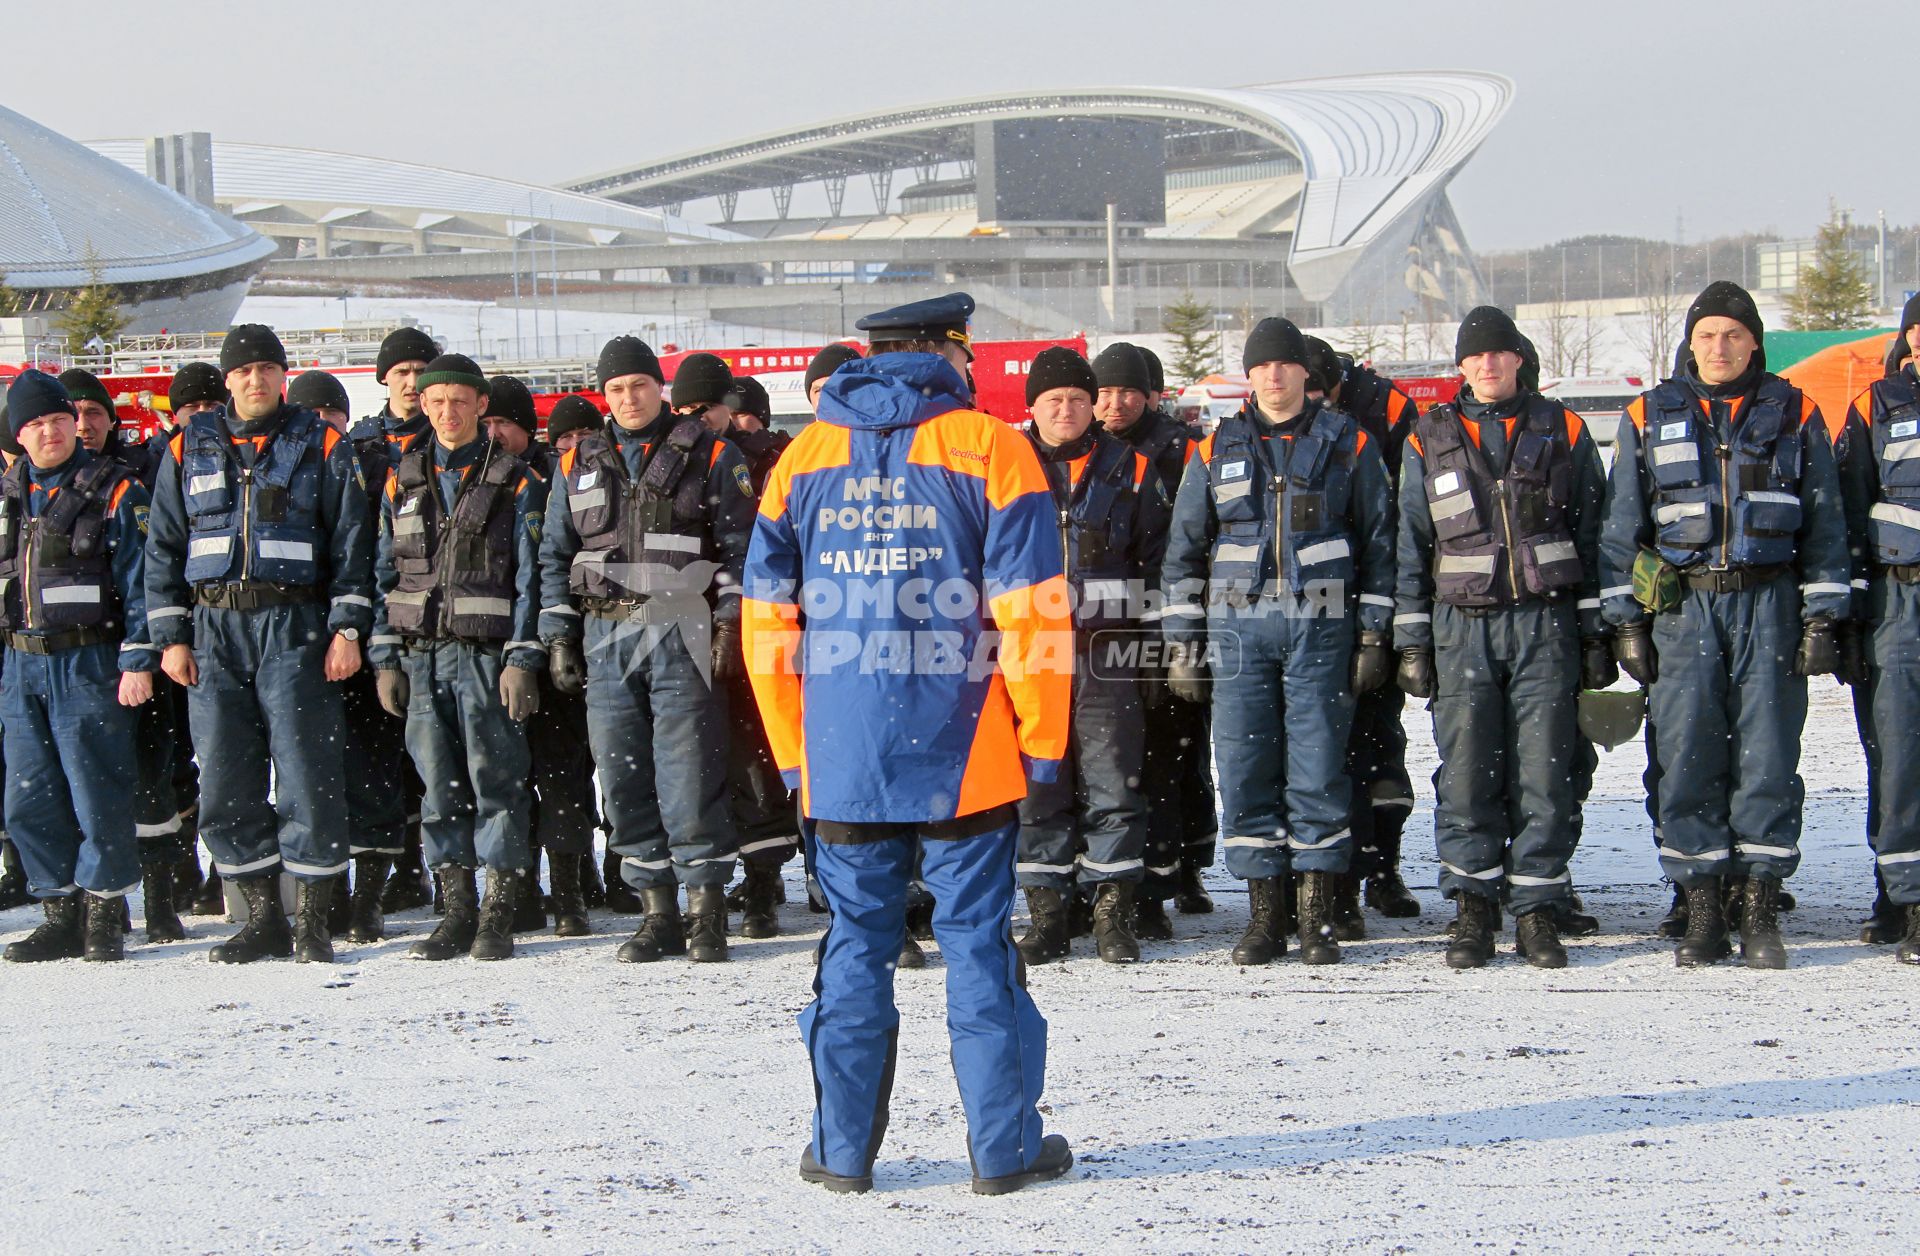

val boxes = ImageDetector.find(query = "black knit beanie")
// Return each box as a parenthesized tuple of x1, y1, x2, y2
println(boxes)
(7, 369, 76, 439)
(1683, 281, 1765, 344)
(417, 353, 489, 396)
(1242, 317, 1308, 373)
(1454, 306, 1528, 365)
(220, 323, 288, 374)
(731, 375, 772, 423)
(168, 362, 226, 412)
(804, 343, 862, 394)
(1092, 343, 1150, 394)
(57, 368, 112, 411)
(376, 327, 439, 382)
(670, 353, 735, 408)
(484, 376, 537, 432)
(1138, 346, 1165, 395)
(546, 395, 604, 442)
(1302, 337, 1342, 395)
(597, 335, 664, 389)
(287, 371, 352, 415)
(1025, 346, 1099, 406)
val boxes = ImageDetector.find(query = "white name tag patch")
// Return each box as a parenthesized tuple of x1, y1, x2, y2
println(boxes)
(1220, 460, 1248, 480)
(1433, 471, 1461, 496)
(1660, 422, 1689, 441)
(1892, 420, 1918, 440)
(575, 471, 599, 491)
(398, 497, 420, 515)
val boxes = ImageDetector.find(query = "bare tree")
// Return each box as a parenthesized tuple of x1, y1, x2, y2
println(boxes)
(1635, 274, 1684, 381)
(1333, 299, 1392, 363)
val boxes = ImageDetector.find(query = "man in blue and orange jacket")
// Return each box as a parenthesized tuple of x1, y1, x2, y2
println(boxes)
(743, 292, 1076, 1197)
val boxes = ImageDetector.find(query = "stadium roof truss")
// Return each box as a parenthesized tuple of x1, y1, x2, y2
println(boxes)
(566, 73, 1514, 309)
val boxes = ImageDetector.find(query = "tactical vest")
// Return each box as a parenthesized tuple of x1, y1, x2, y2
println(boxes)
(1046, 436, 1140, 629)
(384, 438, 524, 642)
(180, 406, 331, 587)
(0, 456, 127, 633)
(1415, 396, 1582, 607)
(565, 418, 715, 602)
(1865, 374, 1920, 566)
(1640, 377, 1804, 570)
(1203, 402, 1357, 596)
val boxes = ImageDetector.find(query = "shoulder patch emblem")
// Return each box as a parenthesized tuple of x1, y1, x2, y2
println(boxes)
(733, 464, 755, 498)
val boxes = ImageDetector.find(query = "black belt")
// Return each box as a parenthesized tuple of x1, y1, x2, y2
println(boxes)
(193, 583, 322, 611)
(6, 626, 113, 655)
(582, 597, 676, 623)
(1681, 564, 1789, 594)
(1882, 564, 1920, 585)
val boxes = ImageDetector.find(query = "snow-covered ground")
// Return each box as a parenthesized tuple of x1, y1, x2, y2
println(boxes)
(5, 681, 1915, 1254)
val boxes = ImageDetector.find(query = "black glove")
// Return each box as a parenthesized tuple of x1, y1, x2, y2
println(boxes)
(374, 667, 409, 719)
(711, 621, 744, 683)
(1614, 620, 1658, 686)
(1580, 636, 1619, 691)
(499, 664, 541, 722)
(1350, 630, 1392, 694)
(1166, 659, 1210, 705)
(1837, 620, 1869, 688)
(1396, 647, 1435, 699)
(1795, 616, 1840, 677)
(549, 639, 586, 694)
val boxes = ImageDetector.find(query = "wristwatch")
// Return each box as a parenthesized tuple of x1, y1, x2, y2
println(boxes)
(338, 627, 361, 642)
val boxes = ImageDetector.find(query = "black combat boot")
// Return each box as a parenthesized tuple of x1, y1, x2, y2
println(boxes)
(1016, 887, 1070, 965)
(382, 839, 433, 913)
(799, 1146, 873, 1195)
(1330, 874, 1366, 942)
(326, 870, 351, 934)
(190, 867, 225, 917)
(1861, 872, 1903, 944)
(409, 867, 479, 961)
(603, 851, 643, 914)
(1674, 878, 1731, 967)
(1739, 874, 1788, 970)
(346, 854, 389, 943)
(4, 895, 85, 962)
(210, 876, 293, 964)
(1553, 893, 1600, 937)
(1296, 871, 1343, 965)
(1133, 896, 1174, 941)
(512, 854, 548, 934)
(971, 1133, 1073, 1196)
(471, 869, 522, 961)
(897, 932, 927, 969)
(1230, 877, 1285, 965)
(1896, 905, 1920, 965)
(1445, 893, 1498, 969)
(738, 859, 782, 939)
(580, 851, 606, 908)
(1514, 908, 1567, 969)
(1657, 882, 1689, 938)
(142, 861, 188, 943)
(906, 898, 936, 942)
(1091, 882, 1141, 964)
(549, 853, 591, 937)
(1363, 869, 1421, 918)
(616, 887, 687, 963)
(82, 893, 126, 962)
(0, 838, 32, 910)
(1173, 863, 1214, 914)
(686, 885, 729, 963)
(292, 878, 335, 964)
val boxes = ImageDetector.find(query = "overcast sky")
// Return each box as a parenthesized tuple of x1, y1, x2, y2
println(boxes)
(10, 0, 1911, 250)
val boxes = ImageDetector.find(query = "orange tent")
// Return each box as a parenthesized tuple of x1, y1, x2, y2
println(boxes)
(1780, 332, 1898, 423)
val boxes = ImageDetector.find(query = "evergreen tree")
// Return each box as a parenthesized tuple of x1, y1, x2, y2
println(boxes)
(1785, 204, 1874, 331)
(53, 251, 129, 353)
(0, 275, 20, 318)
(1162, 291, 1221, 386)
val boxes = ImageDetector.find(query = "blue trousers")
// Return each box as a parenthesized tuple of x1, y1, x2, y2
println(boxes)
(1864, 578, 1920, 903)
(1429, 602, 1580, 914)
(187, 604, 349, 882)
(401, 642, 532, 872)
(339, 662, 410, 856)
(1649, 578, 1807, 886)
(2, 643, 140, 897)
(131, 677, 187, 864)
(1209, 607, 1356, 880)
(583, 617, 733, 889)
(802, 812, 1048, 1180)
(1017, 652, 1145, 889)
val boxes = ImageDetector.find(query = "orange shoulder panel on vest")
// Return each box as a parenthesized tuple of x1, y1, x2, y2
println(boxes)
(1196, 432, 1217, 464)
(107, 480, 132, 513)
(1354, 428, 1370, 457)
(558, 446, 579, 476)
(1627, 397, 1649, 432)
(169, 431, 187, 463)
(1130, 451, 1149, 489)
(321, 427, 343, 456)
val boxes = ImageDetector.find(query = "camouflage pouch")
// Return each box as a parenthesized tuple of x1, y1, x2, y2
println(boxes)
(1632, 548, 1682, 614)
